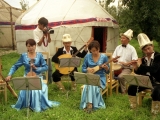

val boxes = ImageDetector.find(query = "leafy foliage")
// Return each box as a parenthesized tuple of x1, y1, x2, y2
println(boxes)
(107, 0, 160, 44)
(122, 0, 160, 41)
(20, 0, 29, 10)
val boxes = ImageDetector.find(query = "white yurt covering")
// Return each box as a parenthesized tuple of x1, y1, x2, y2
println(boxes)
(0, 0, 22, 48)
(16, 0, 119, 56)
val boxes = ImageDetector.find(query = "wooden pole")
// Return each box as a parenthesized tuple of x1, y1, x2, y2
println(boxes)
(10, 7, 15, 50)
(0, 58, 2, 81)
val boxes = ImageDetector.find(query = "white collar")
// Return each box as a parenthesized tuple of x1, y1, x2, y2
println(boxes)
(145, 52, 155, 61)
(63, 47, 73, 52)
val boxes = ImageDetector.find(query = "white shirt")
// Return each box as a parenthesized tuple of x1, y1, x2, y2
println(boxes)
(63, 47, 73, 54)
(112, 44, 138, 63)
(33, 27, 50, 58)
(145, 52, 155, 75)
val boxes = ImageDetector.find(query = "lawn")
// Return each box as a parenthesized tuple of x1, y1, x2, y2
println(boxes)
(0, 40, 160, 120)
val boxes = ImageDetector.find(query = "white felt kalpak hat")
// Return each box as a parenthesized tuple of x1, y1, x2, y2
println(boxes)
(62, 34, 72, 42)
(120, 29, 133, 40)
(137, 33, 153, 49)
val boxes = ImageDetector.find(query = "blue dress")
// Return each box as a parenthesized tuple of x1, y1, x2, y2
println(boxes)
(8, 52, 60, 112)
(80, 53, 109, 110)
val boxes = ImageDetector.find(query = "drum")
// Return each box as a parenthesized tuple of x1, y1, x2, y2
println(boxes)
(112, 63, 122, 77)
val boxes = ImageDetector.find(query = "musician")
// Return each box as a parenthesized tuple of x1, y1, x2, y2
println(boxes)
(80, 41, 109, 113)
(6, 39, 60, 112)
(33, 17, 52, 83)
(128, 33, 160, 115)
(112, 29, 138, 94)
(52, 34, 88, 91)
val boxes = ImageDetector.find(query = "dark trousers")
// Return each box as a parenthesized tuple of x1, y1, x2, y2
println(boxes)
(52, 68, 77, 82)
(128, 85, 160, 101)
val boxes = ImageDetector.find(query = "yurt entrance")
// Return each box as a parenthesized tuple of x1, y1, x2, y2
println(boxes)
(92, 27, 107, 52)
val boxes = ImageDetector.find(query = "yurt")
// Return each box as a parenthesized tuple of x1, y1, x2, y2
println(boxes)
(16, 0, 119, 56)
(0, 0, 22, 49)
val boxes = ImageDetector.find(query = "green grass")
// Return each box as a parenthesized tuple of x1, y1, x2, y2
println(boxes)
(1, 44, 160, 120)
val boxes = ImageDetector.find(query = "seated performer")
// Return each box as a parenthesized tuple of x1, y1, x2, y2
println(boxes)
(52, 34, 88, 91)
(5, 39, 60, 112)
(128, 33, 160, 115)
(80, 41, 109, 113)
(112, 29, 138, 94)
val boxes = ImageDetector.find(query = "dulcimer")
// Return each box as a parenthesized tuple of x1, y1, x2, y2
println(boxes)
(91, 56, 120, 73)
(27, 59, 37, 77)
(55, 37, 94, 74)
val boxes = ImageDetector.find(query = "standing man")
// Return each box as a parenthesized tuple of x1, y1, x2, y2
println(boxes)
(33, 17, 53, 83)
(128, 33, 160, 115)
(52, 34, 88, 92)
(112, 29, 138, 94)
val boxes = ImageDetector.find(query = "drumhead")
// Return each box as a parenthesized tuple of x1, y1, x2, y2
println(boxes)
(112, 63, 122, 70)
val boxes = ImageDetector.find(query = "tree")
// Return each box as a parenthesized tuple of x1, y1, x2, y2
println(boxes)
(106, 0, 160, 45)
(121, 0, 160, 44)
(20, 0, 29, 11)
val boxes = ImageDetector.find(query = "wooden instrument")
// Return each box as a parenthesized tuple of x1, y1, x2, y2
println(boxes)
(91, 56, 120, 73)
(112, 63, 122, 76)
(27, 59, 37, 77)
(111, 59, 138, 76)
(55, 37, 94, 74)
(0, 73, 18, 98)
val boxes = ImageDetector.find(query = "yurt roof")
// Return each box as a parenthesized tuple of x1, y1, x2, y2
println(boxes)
(0, 0, 22, 24)
(16, 0, 119, 30)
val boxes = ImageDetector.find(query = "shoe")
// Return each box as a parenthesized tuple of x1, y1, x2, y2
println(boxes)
(71, 81, 76, 91)
(59, 87, 66, 93)
(71, 86, 76, 91)
(121, 90, 127, 95)
(85, 103, 93, 114)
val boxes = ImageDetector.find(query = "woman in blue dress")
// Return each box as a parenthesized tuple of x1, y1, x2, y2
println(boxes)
(5, 39, 60, 112)
(80, 41, 109, 113)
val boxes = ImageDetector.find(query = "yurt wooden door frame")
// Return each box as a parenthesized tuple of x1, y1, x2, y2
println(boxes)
(92, 27, 107, 52)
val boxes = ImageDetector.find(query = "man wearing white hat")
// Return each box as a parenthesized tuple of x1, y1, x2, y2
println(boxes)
(128, 33, 160, 115)
(52, 34, 88, 92)
(112, 29, 138, 94)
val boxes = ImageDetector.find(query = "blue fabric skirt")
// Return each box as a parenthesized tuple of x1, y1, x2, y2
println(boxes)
(11, 77, 60, 112)
(80, 85, 106, 110)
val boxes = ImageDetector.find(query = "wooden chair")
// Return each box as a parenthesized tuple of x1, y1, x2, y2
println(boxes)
(41, 52, 49, 84)
(0, 62, 7, 103)
(105, 53, 119, 95)
(101, 82, 109, 97)
(138, 89, 152, 106)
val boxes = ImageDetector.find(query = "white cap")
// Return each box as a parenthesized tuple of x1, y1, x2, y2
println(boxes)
(120, 29, 133, 40)
(62, 34, 72, 42)
(137, 33, 153, 49)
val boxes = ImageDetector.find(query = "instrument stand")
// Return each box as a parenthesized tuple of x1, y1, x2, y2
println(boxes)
(59, 57, 81, 99)
(123, 74, 153, 118)
(74, 72, 101, 113)
(11, 77, 42, 118)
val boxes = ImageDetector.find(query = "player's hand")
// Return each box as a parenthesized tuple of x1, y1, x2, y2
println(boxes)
(5, 76, 11, 82)
(101, 64, 109, 71)
(31, 63, 37, 69)
(87, 67, 95, 73)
